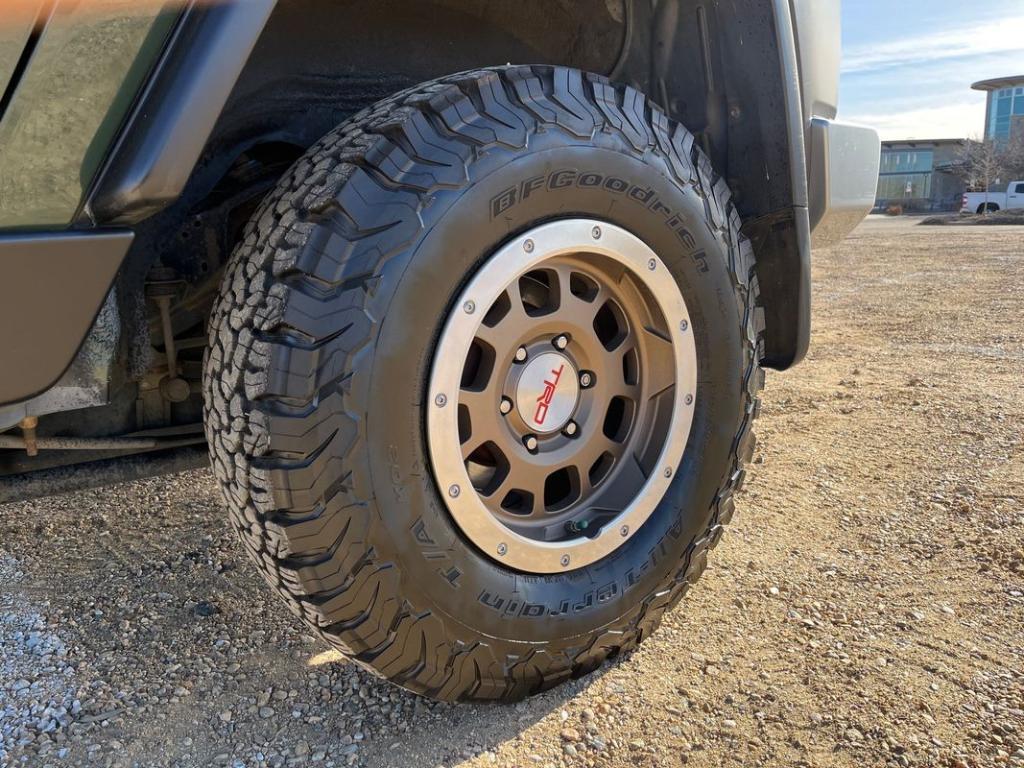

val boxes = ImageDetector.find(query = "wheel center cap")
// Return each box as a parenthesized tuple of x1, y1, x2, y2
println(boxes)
(515, 352, 579, 434)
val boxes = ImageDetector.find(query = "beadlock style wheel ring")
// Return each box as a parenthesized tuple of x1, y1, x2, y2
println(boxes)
(427, 219, 698, 573)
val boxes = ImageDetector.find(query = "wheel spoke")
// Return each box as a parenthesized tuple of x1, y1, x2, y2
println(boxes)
(475, 281, 535, 348)
(639, 325, 676, 398)
(592, 452, 648, 512)
(551, 264, 610, 324)
(572, 433, 624, 496)
(574, 432, 622, 477)
(621, 381, 643, 403)
(484, 461, 546, 517)
(459, 386, 507, 458)
(604, 339, 643, 401)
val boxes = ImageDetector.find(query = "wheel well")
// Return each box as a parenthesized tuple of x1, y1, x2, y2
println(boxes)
(208, 0, 792, 218)
(127, 0, 796, 368)
(978, 203, 1000, 214)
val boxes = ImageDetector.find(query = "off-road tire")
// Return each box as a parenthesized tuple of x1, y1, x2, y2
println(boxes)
(203, 65, 764, 702)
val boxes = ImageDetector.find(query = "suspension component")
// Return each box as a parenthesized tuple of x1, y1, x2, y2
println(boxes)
(145, 266, 189, 404)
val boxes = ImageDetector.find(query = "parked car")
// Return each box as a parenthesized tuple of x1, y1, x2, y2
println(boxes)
(0, 0, 878, 702)
(962, 182, 1024, 214)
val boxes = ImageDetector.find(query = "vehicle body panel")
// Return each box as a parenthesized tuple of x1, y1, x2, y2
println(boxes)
(792, 0, 878, 248)
(89, 0, 277, 223)
(0, 230, 132, 406)
(790, 0, 840, 123)
(808, 118, 881, 247)
(0, 0, 878, 414)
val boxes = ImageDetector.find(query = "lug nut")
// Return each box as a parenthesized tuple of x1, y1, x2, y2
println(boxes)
(514, 346, 528, 363)
(560, 554, 571, 567)
(553, 334, 569, 350)
(563, 421, 578, 437)
(434, 393, 447, 407)
(497, 543, 508, 556)
(579, 371, 594, 388)
(448, 484, 461, 498)
(524, 435, 539, 452)
(499, 397, 513, 415)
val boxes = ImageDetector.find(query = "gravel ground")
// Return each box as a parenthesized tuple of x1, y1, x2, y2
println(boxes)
(1, 217, 1022, 768)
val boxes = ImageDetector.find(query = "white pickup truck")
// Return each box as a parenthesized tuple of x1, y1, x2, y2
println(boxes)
(962, 182, 1024, 213)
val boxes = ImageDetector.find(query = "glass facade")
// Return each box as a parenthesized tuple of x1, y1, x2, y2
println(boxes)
(879, 149, 933, 174)
(877, 173, 932, 200)
(988, 85, 1024, 141)
(877, 148, 934, 201)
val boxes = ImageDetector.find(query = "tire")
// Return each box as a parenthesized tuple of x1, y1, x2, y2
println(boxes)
(204, 65, 764, 702)
(978, 203, 1000, 214)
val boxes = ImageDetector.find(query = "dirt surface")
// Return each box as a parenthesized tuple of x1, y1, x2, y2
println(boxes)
(2, 217, 1022, 768)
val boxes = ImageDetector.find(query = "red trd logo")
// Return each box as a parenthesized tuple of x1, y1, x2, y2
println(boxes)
(534, 364, 565, 426)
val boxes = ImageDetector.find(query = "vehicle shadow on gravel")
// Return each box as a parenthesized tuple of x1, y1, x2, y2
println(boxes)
(0, 471, 611, 768)
(349, 662, 612, 768)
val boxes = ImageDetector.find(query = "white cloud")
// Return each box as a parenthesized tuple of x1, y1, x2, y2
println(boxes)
(843, 14, 1024, 74)
(845, 98, 989, 141)
(839, 5, 1024, 139)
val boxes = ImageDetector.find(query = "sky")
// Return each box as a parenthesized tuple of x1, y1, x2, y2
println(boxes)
(840, 0, 1024, 140)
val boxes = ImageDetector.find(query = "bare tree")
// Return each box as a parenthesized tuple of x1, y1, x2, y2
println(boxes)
(998, 130, 1024, 181)
(957, 138, 1004, 214)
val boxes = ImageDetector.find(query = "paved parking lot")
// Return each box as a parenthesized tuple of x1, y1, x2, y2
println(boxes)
(2, 216, 1022, 768)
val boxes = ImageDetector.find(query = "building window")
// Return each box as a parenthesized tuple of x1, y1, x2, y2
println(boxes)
(876, 172, 932, 200)
(879, 149, 933, 174)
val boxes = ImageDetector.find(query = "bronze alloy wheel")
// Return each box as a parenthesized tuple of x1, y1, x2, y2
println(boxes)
(427, 219, 698, 573)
